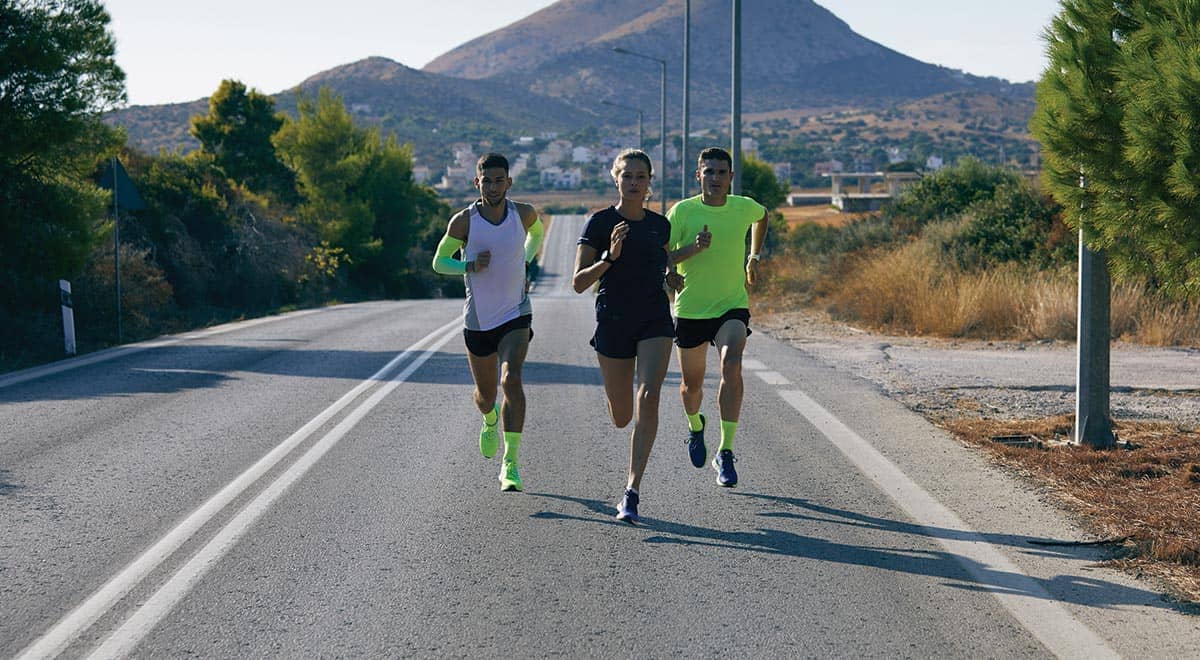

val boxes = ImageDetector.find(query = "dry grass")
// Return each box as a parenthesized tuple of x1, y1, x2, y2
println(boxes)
(762, 242, 1200, 346)
(942, 416, 1200, 602)
(779, 204, 871, 228)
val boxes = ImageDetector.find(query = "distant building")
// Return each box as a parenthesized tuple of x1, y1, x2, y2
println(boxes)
(412, 165, 431, 184)
(740, 137, 759, 158)
(540, 167, 582, 189)
(572, 146, 594, 164)
(772, 162, 792, 182)
(814, 159, 844, 176)
(925, 155, 945, 171)
(886, 147, 908, 164)
(437, 165, 472, 191)
(451, 143, 475, 168)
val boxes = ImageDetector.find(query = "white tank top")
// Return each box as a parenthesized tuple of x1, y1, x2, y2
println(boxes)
(463, 200, 531, 331)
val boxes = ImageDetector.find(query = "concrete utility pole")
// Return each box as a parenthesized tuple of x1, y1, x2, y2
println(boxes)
(1075, 174, 1116, 448)
(731, 0, 742, 195)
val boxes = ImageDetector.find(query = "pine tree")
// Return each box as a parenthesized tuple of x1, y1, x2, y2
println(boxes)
(190, 80, 295, 202)
(1117, 0, 1200, 295)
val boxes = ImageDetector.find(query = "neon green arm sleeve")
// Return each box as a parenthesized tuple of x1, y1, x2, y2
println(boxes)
(432, 234, 467, 275)
(524, 217, 544, 263)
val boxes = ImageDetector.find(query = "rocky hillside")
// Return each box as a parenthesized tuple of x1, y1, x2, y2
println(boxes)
(425, 0, 1031, 122)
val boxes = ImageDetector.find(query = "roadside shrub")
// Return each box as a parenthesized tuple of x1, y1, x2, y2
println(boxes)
(885, 158, 1022, 232)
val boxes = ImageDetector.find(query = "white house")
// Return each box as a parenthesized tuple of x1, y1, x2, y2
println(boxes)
(572, 146, 594, 163)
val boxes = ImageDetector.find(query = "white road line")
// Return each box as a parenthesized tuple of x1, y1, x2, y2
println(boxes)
(777, 389, 1118, 660)
(16, 315, 462, 660)
(755, 370, 791, 385)
(742, 358, 768, 371)
(86, 323, 460, 659)
(0, 308, 328, 390)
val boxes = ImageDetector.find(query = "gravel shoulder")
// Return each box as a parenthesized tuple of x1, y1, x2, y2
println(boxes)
(756, 310, 1200, 428)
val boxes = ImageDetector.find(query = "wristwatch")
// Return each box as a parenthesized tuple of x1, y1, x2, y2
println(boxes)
(601, 250, 616, 264)
(747, 253, 761, 262)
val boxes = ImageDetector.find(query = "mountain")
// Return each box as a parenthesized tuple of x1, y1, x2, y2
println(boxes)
(108, 57, 596, 155)
(425, 0, 1031, 123)
(108, 0, 1034, 158)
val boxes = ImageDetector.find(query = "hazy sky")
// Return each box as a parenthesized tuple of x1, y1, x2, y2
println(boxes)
(104, 0, 1062, 107)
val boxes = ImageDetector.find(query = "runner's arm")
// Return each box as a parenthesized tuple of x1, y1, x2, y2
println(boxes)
(431, 212, 474, 275)
(524, 216, 544, 264)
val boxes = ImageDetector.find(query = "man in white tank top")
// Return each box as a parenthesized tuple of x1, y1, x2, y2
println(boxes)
(432, 153, 544, 491)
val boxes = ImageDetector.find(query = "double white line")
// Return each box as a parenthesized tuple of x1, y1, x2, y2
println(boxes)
(18, 316, 463, 660)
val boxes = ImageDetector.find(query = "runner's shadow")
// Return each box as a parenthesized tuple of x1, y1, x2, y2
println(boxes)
(528, 489, 1187, 613)
(734, 492, 1102, 561)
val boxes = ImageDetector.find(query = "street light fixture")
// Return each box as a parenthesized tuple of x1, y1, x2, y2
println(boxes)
(601, 99, 643, 151)
(613, 46, 667, 214)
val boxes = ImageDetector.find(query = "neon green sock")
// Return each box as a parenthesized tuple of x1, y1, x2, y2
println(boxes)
(719, 420, 738, 451)
(687, 412, 704, 432)
(484, 404, 498, 426)
(503, 431, 521, 462)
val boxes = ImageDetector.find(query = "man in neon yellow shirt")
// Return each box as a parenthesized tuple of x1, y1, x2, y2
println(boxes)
(667, 147, 768, 487)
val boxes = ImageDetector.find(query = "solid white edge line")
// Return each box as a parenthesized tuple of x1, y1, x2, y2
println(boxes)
(0, 308, 330, 390)
(776, 389, 1118, 660)
(15, 315, 462, 660)
(86, 325, 460, 659)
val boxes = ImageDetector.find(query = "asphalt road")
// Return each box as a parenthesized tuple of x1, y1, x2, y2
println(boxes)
(2, 215, 1198, 658)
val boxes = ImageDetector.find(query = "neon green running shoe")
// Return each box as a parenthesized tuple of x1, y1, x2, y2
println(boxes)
(479, 410, 499, 458)
(499, 459, 522, 492)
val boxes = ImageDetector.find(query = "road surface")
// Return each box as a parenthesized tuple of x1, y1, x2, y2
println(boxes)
(2, 215, 1197, 658)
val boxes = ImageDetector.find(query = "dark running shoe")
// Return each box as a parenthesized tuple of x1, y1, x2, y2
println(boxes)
(687, 413, 707, 468)
(712, 449, 738, 487)
(615, 489, 640, 523)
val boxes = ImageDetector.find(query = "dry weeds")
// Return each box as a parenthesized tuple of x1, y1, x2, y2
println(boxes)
(761, 249, 1200, 346)
(942, 416, 1200, 602)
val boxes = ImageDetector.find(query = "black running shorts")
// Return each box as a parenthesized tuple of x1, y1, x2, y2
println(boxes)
(673, 308, 751, 349)
(464, 314, 533, 357)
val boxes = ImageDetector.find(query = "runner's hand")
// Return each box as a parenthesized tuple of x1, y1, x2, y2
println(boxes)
(666, 270, 684, 292)
(694, 224, 711, 252)
(746, 258, 758, 286)
(610, 222, 629, 260)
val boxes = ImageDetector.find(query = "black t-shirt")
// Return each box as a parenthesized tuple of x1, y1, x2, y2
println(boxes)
(578, 206, 671, 322)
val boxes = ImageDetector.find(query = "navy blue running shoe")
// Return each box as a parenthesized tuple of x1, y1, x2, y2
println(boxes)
(687, 413, 707, 468)
(615, 489, 640, 523)
(712, 449, 738, 487)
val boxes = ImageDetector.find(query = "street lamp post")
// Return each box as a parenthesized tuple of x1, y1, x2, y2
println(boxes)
(613, 46, 667, 214)
(601, 100, 643, 151)
(683, 0, 690, 200)
(731, 0, 742, 195)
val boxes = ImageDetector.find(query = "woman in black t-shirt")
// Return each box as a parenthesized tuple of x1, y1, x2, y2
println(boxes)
(573, 149, 683, 524)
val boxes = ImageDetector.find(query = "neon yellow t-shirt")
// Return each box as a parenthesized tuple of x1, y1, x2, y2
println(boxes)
(667, 194, 765, 319)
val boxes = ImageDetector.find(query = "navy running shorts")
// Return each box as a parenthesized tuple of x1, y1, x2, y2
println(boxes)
(590, 315, 675, 359)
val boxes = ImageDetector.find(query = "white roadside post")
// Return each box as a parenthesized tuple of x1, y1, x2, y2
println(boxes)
(60, 279, 76, 356)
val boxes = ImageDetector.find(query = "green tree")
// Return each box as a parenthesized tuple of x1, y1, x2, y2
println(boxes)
(190, 79, 295, 201)
(273, 88, 448, 296)
(1116, 0, 1200, 294)
(0, 0, 125, 317)
(1029, 0, 1139, 273)
(740, 155, 788, 210)
(0, 0, 125, 170)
